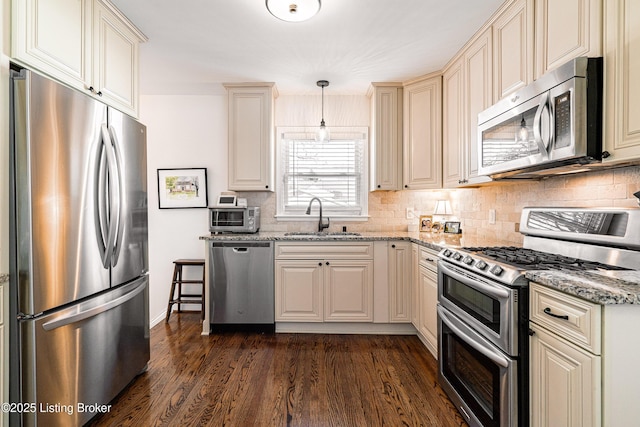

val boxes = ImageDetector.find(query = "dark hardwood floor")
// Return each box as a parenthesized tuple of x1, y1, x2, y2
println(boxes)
(88, 313, 467, 426)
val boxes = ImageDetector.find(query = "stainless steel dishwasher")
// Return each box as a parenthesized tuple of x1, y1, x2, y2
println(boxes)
(209, 241, 274, 331)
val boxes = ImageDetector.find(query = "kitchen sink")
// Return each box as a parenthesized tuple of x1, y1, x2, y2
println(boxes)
(284, 231, 361, 237)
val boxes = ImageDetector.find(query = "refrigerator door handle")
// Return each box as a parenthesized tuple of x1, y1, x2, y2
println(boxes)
(108, 125, 125, 267)
(42, 277, 147, 331)
(100, 124, 120, 268)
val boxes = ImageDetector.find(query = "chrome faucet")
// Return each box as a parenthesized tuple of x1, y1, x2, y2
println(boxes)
(306, 197, 330, 232)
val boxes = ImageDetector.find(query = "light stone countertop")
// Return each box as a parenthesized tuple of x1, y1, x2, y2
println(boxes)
(0, 273, 8, 284)
(526, 270, 640, 305)
(199, 231, 516, 253)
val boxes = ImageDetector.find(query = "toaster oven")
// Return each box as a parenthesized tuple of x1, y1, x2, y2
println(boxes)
(209, 207, 260, 233)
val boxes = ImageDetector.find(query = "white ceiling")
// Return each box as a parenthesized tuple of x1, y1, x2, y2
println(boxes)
(111, 0, 504, 96)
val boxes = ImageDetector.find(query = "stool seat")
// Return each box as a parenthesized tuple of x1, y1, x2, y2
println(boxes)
(166, 259, 205, 322)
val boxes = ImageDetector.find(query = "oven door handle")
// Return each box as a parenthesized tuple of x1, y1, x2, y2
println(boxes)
(438, 261, 510, 299)
(438, 305, 510, 368)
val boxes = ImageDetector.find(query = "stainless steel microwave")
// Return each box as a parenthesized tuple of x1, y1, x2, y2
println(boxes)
(478, 57, 603, 179)
(209, 207, 260, 233)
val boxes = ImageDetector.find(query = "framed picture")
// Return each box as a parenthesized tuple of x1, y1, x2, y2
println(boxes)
(444, 221, 461, 234)
(157, 168, 208, 209)
(419, 215, 433, 232)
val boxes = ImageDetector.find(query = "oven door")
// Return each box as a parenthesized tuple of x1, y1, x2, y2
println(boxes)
(438, 305, 518, 427)
(438, 260, 518, 356)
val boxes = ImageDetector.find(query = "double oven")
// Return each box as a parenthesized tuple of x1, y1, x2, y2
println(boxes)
(437, 259, 528, 427)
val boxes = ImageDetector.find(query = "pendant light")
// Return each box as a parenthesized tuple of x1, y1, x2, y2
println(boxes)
(316, 80, 330, 143)
(266, 0, 321, 22)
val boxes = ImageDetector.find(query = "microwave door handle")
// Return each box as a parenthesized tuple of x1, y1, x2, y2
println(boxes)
(533, 92, 550, 157)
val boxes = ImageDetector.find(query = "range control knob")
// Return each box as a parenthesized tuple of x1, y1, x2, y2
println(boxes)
(452, 252, 463, 261)
(442, 249, 452, 257)
(490, 265, 504, 276)
(462, 256, 474, 266)
(476, 260, 488, 271)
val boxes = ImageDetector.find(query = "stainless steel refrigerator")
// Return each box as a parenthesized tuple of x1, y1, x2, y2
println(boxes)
(8, 68, 150, 426)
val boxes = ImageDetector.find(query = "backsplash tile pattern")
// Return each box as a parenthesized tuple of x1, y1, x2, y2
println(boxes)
(242, 165, 640, 245)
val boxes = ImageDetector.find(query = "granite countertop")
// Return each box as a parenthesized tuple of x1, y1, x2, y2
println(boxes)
(0, 273, 8, 284)
(526, 270, 640, 305)
(199, 231, 515, 253)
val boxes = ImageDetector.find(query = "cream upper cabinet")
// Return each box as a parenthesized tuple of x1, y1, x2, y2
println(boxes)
(403, 75, 442, 190)
(12, 0, 146, 117)
(225, 83, 277, 191)
(443, 28, 493, 188)
(12, 0, 90, 85)
(368, 83, 403, 191)
(92, 0, 142, 116)
(535, 0, 602, 79)
(442, 57, 464, 188)
(602, 0, 640, 163)
(493, 0, 534, 101)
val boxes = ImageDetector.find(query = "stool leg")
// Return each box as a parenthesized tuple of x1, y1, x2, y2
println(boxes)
(166, 264, 180, 322)
(177, 264, 183, 313)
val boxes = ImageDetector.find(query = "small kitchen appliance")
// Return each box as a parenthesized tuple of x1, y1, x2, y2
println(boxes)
(437, 207, 640, 427)
(209, 206, 261, 233)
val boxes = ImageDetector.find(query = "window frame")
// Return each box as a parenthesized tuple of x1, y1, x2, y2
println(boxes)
(275, 126, 369, 221)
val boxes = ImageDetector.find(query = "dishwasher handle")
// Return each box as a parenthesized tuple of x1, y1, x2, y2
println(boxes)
(233, 247, 248, 253)
(211, 241, 272, 249)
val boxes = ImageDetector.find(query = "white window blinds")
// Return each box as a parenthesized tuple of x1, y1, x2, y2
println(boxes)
(277, 129, 368, 217)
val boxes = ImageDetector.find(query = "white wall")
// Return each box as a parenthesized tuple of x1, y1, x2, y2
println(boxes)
(139, 94, 227, 325)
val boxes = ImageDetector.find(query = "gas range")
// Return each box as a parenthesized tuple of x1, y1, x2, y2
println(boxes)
(439, 207, 640, 287)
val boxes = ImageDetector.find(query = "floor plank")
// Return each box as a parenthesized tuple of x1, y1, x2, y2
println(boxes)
(88, 313, 467, 426)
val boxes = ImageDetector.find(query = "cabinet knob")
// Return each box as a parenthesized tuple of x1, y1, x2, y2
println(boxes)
(391, 244, 396, 248)
(325, 261, 330, 265)
(377, 184, 381, 188)
(404, 185, 408, 188)
(601, 151, 611, 159)
(265, 185, 269, 189)
(318, 262, 322, 266)
(528, 328, 535, 336)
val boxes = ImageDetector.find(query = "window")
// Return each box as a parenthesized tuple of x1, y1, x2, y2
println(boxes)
(276, 127, 368, 218)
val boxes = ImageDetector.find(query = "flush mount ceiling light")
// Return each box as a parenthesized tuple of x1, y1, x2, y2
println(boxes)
(266, 0, 321, 22)
(316, 80, 330, 143)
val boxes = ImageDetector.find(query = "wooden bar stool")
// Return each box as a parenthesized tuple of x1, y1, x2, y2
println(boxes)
(165, 259, 206, 322)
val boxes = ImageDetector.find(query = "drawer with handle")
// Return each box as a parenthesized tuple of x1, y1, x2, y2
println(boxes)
(530, 282, 601, 354)
(419, 247, 438, 273)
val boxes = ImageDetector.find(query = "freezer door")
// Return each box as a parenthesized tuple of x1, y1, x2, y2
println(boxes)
(17, 277, 150, 427)
(106, 108, 148, 286)
(12, 70, 110, 315)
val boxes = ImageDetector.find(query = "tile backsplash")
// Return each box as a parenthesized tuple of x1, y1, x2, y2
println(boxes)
(241, 165, 640, 245)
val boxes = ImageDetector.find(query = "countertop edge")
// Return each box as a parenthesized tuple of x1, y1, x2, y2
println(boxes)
(525, 270, 640, 305)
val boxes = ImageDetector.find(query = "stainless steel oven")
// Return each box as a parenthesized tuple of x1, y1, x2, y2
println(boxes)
(438, 305, 518, 427)
(437, 260, 528, 427)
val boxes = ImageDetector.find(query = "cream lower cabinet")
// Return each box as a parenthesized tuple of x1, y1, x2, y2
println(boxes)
(603, 0, 640, 164)
(530, 282, 640, 427)
(412, 244, 438, 357)
(275, 243, 374, 322)
(12, 0, 146, 117)
(388, 241, 411, 322)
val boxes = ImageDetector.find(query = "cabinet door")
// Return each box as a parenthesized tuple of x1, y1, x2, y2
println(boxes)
(603, 0, 640, 163)
(530, 324, 601, 427)
(403, 76, 442, 190)
(324, 260, 373, 322)
(493, 0, 534, 100)
(370, 84, 403, 191)
(418, 265, 438, 357)
(93, 0, 140, 116)
(388, 241, 411, 322)
(275, 260, 323, 321)
(411, 244, 420, 328)
(442, 58, 465, 188)
(465, 28, 493, 181)
(225, 84, 276, 191)
(535, 0, 602, 79)
(12, 0, 91, 88)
